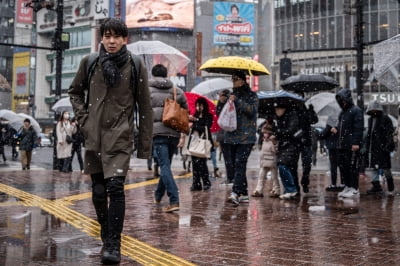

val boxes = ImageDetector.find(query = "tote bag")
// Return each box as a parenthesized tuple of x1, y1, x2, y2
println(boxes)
(217, 100, 237, 132)
(162, 87, 190, 134)
(188, 127, 212, 158)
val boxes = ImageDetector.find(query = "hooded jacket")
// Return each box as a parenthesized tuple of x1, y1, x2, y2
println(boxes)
(335, 88, 364, 149)
(365, 101, 394, 169)
(68, 51, 153, 178)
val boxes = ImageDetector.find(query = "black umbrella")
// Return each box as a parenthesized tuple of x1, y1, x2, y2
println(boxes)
(281, 74, 339, 92)
(257, 90, 305, 117)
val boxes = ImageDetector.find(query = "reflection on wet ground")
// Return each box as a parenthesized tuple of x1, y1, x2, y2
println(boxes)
(1, 169, 400, 265)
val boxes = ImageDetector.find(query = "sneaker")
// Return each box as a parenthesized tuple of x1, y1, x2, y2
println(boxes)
(238, 195, 249, 203)
(340, 187, 360, 198)
(153, 195, 161, 204)
(221, 180, 233, 186)
(251, 191, 264, 197)
(102, 247, 121, 264)
(269, 191, 280, 198)
(227, 192, 239, 205)
(338, 186, 351, 197)
(279, 192, 298, 200)
(326, 184, 337, 191)
(387, 190, 395, 197)
(163, 203, 179, 213)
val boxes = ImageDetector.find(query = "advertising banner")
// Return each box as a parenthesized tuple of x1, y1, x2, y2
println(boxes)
(125, 0, 194, 31)
(213, 2, 255, 46)
(12, 52, 30, 110)
(16, 0, 33, 25)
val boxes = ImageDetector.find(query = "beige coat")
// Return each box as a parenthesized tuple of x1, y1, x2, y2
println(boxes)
(56, 121, 76, 159)
(260, 138, 277, 168)
(68, 52, 153, 178)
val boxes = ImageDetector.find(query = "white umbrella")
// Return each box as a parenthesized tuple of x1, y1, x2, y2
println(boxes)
(191, 78, 232, 100)
(17, 113, 41, 134)
(373, 34, 400, 92)
(51, 97, 73, 113)
(0, 109, 20, 122)
(306, 92, 341, 116)
(127, 40, 190, 75)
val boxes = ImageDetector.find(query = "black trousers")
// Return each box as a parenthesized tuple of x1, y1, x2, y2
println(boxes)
(191, 156, 211, 189)
(338, 149, 360, 189)
(91, 173, 125, 247)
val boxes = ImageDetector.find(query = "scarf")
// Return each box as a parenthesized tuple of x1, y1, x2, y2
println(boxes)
(99, 44, 129, 88)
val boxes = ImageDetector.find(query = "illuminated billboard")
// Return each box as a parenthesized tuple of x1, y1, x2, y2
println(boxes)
(125, 0, 194, 31)
(213, 2, 255, 46)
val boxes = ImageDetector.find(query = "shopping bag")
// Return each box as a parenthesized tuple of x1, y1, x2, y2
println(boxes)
(217, 100, 237, 132)
(162, 87, 190, 134)
(188, 127, 212, 158)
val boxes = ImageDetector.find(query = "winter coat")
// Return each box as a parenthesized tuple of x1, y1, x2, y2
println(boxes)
(223, 84, 258, 144)
(18, 126, 37, 151)
(274, 109, 302, 167)
(260, 138, 277, 168)
(335, 88, 364, 150)
(68, 51, 153, 178)
(149, 77, 188, 138)
(56, 121, 76, 159)
(319, 124, 339, 150)
(365, 101, 395, 169)
(297, 104, 318, 147)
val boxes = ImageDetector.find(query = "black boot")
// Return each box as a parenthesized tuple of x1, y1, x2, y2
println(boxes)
(387, 178, 395, 195)
(214, 168, 220, 178)
(153, 165, 159, 178)
(91, 173, 109, 244)
(367, 181, 383, 194)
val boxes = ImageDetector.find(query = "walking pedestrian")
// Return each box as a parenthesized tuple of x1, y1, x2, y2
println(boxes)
(69, 18, 153, 264)
(56, 111, 75, 173)
(18, 118, 37, 170)
(224, 70, 258, 206)
(0, 122, 7, 163)
(70, 117, 84, 173)
(189, 97, 213, 191)
(273, 103, 301, 200)
(319, 115, 343, 191)
(149, 63, 188, 212)
(333, 88, 364, 198)
(251, 122, 279, 198)
(364, 100, 395, 196)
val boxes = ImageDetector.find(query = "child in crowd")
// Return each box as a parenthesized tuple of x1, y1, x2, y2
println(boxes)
(251, 123, 279, 197)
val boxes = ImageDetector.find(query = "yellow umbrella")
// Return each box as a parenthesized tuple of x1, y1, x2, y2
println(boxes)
(199, 56, 270, 76)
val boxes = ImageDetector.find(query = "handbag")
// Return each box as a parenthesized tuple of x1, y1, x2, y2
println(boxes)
(162, 87, 190, 134)
(66, 135, 73, 144)
(217, 100, 237, 132)
(188, 127, 212, 158)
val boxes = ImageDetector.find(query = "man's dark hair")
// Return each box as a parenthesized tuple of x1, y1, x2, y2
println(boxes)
(152, 64, 168, 78)
(100, 18, 128, 37)
(24, 118, 30, 124)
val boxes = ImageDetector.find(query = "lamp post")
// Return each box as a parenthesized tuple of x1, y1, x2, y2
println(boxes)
(54, 0, 63, 100)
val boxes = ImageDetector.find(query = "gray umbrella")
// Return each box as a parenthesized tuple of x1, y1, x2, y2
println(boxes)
(281, 74, 339, 92)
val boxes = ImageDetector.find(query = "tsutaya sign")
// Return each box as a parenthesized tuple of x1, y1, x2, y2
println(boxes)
(370, 93, 400, 104)
(300, 63, 373, 74)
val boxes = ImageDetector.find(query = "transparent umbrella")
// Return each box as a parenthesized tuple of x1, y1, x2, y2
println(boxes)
(373, 34, 400, 92)
(305, 92, 341, 116)
(17, 113, 41, 134)
(191, 78, 232, 100)
(51, 97, 73, 113)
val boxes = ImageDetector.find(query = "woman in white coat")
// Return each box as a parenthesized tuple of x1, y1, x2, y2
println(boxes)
(56, 111, 76, 172)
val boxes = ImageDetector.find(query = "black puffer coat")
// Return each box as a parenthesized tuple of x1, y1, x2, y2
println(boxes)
(273, 109, 302, 167)
(335, 88, 364, 149)
(365, 101, 395, 169)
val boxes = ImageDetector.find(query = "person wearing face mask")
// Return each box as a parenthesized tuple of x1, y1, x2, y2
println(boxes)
(332, 88, 364, 198)
(56, 111, 76, 173)
(364, 100, 395, 196)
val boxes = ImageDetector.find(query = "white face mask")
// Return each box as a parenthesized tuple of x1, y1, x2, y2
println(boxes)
(64, 114, 70, 120)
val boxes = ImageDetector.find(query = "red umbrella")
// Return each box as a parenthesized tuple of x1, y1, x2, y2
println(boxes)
(184, 92, 220, 133)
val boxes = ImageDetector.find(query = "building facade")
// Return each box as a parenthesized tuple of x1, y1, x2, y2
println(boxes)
(273, 0, 400, 116)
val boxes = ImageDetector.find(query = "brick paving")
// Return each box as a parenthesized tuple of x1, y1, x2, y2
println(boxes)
(1, 153, 400, 265)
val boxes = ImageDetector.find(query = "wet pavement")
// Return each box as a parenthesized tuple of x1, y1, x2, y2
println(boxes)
(1, 149, 400, 265)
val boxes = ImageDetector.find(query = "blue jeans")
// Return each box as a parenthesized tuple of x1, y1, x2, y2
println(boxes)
(224, 143, 253, 196)
(278, 163, 298, 193)
(153, 136, 179, 204)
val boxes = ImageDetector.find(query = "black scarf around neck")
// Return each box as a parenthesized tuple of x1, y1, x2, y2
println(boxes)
(99, 44, 129, 88)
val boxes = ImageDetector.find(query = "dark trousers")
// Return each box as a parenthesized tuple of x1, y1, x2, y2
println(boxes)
(71, 145, 84, 171)
(294, 145, 313, 189)
(224, 143, 253, 196)
(220, 142, 234, 182)
(191, 156, 211, 189)
(338, 149, 360, 189)
(328, 148, 341, 185)
(91, 173, 125, 248)
(60, 157, 72, 172)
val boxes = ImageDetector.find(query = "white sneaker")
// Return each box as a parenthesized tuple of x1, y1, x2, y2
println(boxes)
(338, 186, 351, 197)
(279, 192, 298, 200)
(340, 188, 360, 198)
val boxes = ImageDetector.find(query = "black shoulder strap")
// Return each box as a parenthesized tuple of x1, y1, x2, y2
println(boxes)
(84, 53, 99, 109)
(130, 53, 141, 128)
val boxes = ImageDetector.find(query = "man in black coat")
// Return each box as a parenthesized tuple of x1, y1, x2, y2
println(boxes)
(332, 88, 364, 198)
(364, 100, 395, 195)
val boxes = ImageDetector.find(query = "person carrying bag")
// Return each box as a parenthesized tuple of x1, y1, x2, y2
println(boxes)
(162, 87, 190, 134)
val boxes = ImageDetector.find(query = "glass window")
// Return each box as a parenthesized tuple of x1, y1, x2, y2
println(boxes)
(336, 16, 343, 48)
(299, 22, 305, 50)
(312, 19, 319, 49)
(293, 22, 298, 50)
(370, 0, 378, 11)
(344, 15, 352, 47)
(379, 12, 388, 41)
(306, 20, 312, 49)
(370, 11, 378, 42)
(321, 18, 327, 49)
(328, 17, 335, 48)
(312, 0, 319, 18)
(327, 0, 334, 16)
